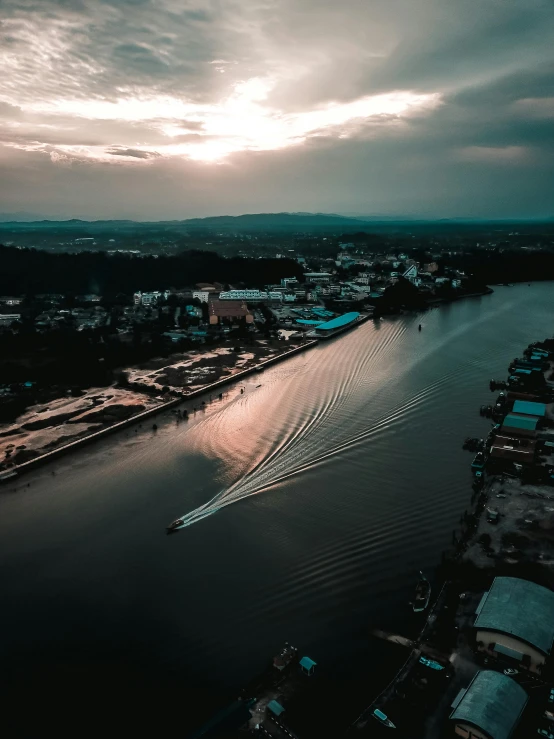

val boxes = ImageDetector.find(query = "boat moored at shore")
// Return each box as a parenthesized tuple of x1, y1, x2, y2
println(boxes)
(412, 571, 431, 613)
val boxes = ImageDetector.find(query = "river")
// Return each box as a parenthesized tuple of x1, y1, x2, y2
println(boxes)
(0, 283, 552, 737)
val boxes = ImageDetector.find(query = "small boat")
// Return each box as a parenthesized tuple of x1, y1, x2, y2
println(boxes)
(418, 324, 422, 331)
(413, 571, 431, 613)
(371, 708, 396, 729)
(166, 518, 184, 533)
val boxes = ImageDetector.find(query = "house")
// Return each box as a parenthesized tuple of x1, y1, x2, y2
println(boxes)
(423, 262, 439, 273)
(208, 300, 253, 325)
(192, 290, 210, 303)
(449, 670, 527, 739)
(403, 264, 421, 287)
(473, 577, 554, 673)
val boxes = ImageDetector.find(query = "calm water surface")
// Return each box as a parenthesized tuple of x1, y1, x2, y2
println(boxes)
(1, 284, 552, 736)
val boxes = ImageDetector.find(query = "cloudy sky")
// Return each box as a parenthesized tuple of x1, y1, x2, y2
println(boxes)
(0, 0, 553, 220)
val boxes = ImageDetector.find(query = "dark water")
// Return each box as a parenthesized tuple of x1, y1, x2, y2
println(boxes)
(0, 284, 552, 736)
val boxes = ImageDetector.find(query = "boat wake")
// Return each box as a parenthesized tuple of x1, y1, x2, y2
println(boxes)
(168, 297, 519, 531)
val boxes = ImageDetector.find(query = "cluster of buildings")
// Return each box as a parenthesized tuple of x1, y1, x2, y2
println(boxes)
(473, 342, 554, 480)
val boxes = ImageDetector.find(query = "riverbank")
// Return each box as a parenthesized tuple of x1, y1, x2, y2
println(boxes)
(347, 331, 554, 738)
(0, 338, 319, 483)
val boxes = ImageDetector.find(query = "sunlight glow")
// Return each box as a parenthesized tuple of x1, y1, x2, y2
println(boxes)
(18, 77, 440, 163)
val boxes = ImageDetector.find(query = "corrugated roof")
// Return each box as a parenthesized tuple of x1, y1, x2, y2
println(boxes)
(474, 577, 554, 655)
(502, 414, 539, 431)
(512, 400, 546, 417)
(450, 670, 527, 739)
(315, 312, 360, 331)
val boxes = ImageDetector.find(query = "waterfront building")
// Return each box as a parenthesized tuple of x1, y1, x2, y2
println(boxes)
(500, 413, 539, 438)
(449, 670, 527, 739)
(473, 577, 554, 673)
(512, 400, 547, 418)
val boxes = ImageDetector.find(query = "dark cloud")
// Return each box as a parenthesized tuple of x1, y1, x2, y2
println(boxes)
(106, 148, 160, 158)
(0, 0, 553, 218)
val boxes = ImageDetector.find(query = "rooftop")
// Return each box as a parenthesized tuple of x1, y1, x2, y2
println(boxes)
(502, 413, 539, 431)
(315, 312, 360, 331)
(474, 577, 554, 655)
(450, 670, 527, 739)
(512, 400, 546, 417)
(208, 300, 251, 318)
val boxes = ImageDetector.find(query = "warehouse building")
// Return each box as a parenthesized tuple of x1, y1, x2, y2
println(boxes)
(449, 670, 527, 739)
(473, 577, 554, 673)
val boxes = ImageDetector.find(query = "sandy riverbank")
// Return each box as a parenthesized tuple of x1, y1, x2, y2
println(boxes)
(0, 337, 315, 475)
(0, 388, 164, 466)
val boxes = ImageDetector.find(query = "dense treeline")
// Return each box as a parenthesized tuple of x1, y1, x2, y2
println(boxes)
(445, 249, 554, 285)
(0, 246, 303, 295)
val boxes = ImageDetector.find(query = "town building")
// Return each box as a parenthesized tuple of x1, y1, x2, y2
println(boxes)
(219, 289, 269, 301)
(500, 413, 539, 438)
(304, 272, 332, 284)
(473, 576, 554, 673)
(133, 290, 169, 306)
(192, 290, 210, 303)
(488, 434, 537, 469)
(449, 670, 527, 739)
(208, 300, 254, 325)
(0, 314, 20, 327)
(0, 296, 23, 306)
(423, 262, 439, 273)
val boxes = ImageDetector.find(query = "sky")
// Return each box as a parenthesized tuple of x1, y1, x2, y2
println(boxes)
(0, 0, 553, 220)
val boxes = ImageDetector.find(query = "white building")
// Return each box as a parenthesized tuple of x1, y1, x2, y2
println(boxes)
(133, 290, 169, 306)
(219, 289, 274, 301)
(192, 290, 210, 303)
(304, 272, 332, 284)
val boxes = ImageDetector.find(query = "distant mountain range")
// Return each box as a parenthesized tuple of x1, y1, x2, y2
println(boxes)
(0, 211, 552, 231)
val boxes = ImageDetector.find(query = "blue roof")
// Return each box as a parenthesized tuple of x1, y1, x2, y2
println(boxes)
(299, 656, 317, 671)
(267, 700, 285, 717)
(503, 413, 539, 431)
(296, 319, 325, 325)
(315, 312, 360, 331)
(474, 577, 554, 655)
(512, 400, 546, 417)
(450, 670, 527, 739)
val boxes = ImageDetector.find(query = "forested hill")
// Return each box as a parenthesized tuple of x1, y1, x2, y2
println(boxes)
(0, 246, 303, 295)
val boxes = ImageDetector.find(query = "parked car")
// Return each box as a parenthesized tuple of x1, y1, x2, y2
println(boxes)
(503, 668, 518, 676)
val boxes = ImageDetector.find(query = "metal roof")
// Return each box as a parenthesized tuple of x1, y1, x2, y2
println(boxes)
(502, 413, 539, 431)
(449, 670, 527, 739)
(512, 400, 546, 417)
(474, 577, 554, 655)
(299, 656, 317, 671)
(315, 312, 360, 331)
